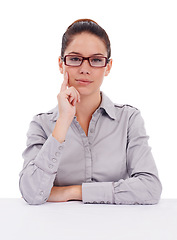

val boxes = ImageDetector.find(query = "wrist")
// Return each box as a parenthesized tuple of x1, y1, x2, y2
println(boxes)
(59, 113, 75, 125)
(68, 185, 82, 201)
(52, 117, 72, 143)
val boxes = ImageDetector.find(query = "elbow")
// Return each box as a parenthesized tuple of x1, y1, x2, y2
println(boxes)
(21, 192, 47, 205)
(144, 175, 163, 205)
(152, 181, 162, 204)
(114, 174, 162, 205)
(19, 175, 48, 205)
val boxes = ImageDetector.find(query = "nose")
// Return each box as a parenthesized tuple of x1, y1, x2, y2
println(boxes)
(79, 59, 91, 75)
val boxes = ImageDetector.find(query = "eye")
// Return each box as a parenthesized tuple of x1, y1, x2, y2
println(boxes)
(91, 58, 103, 63)
(69, 56, 82, 62)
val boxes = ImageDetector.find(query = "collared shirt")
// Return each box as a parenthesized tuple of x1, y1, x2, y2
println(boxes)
(19, 91, 162, 205)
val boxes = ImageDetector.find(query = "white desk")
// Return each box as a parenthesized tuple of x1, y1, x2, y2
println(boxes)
(0, 199, 177, 240)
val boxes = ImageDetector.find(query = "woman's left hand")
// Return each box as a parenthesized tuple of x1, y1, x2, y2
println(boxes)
(47, 185, 82, 202)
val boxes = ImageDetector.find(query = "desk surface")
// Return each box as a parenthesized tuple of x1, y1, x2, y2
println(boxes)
(0, 198, 177, 240)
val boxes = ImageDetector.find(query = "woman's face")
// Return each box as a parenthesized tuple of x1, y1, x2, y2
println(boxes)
(59, 32, 112, 96)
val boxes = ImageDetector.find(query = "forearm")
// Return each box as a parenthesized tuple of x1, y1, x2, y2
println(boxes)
(113, 174, 162, 205)
(82, 174, 162, 205)
(19, 134, 65, 205)
(47, 185, 82, 202)
(52, 117, 72, 143)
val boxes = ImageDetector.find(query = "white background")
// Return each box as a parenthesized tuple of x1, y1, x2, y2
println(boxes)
(0, 0, 176, 198)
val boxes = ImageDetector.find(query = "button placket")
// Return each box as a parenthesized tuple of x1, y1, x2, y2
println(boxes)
(88, 110, 101, 137)
(84, 138, 92, 182)
(73, 114, 99, 183)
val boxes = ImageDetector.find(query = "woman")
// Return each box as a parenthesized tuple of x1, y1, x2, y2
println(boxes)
(19, 19, 162, 205)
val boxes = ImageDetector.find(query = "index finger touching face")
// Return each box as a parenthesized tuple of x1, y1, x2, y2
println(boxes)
(60, 72, 69, 92)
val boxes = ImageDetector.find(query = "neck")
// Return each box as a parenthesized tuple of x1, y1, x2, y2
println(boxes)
(75, 91, 102, 119)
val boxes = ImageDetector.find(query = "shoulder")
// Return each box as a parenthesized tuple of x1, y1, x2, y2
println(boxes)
(100, 92, 140, 121)
(113, 103, 140, 120)
(32, 105, 58, 123)
(114, 103, 138, 111)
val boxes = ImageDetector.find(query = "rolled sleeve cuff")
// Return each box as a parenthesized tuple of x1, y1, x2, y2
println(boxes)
(34, 134, 65, 174)
(82, 182, 115, 204)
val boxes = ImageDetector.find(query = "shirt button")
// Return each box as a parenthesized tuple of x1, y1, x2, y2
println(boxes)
(58, 146, 63, 150)
(90, 128, 94, 133)
(52, 158, 57, 163)
(40, 191, 44, 196)
(49, 164, 53, 169)
(55, 152, 60, 157)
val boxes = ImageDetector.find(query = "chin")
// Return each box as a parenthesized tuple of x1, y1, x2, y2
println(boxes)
(76, 88, 92, 96)
(78, 87, 100, 98)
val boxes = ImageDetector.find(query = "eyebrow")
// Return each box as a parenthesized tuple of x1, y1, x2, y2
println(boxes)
(67, 52, 104, 56)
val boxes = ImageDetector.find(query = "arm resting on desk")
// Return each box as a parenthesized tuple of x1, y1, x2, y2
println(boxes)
(19, 114, 67, 205)
(19, 115, 83, 205)
(82, 174, 162, 205)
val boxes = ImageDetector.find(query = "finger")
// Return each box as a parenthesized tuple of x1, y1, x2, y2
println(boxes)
(74, 88, 81, 102)
(72, 88, 80, 103)
(70, 87, 80, 102)
(68, 95, 74, 103)
(64, 86, 80, 105)
(72, 98, 77, 106)
(60, 72, 69, 92)
(65, 88, 77, 103)
(67, 95, 76, 106)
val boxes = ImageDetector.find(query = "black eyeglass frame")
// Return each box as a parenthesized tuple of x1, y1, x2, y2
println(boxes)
(61, 55, 110, 68)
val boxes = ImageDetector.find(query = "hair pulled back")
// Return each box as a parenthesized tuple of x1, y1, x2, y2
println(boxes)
(61, 19, 111, 59)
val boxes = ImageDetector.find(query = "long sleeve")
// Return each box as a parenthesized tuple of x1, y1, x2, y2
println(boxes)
(19, 115, 65, 205)
(82, 110, 162, 205)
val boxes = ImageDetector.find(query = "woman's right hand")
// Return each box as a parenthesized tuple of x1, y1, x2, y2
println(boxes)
(57, 72, 80, 121)
(52, 72, 80, 143)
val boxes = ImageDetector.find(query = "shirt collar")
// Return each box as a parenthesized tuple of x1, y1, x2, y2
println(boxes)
(99, 91, 117, 120)
(50, 91, 117, 122)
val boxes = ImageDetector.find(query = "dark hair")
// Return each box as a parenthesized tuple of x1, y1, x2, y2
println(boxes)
(61, 19, 111, 59)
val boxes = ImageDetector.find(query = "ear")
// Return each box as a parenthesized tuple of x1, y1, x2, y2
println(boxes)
(104, 59, 112, 76)
(58, 56, 64, 74)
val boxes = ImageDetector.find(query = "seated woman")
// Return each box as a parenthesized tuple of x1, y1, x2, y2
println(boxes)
(19, 19, 162, 205)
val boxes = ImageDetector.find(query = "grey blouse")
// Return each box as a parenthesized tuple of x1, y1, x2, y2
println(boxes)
(19, 91, 162, 205)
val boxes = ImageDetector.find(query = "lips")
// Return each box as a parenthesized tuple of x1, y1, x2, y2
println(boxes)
(76, 79, 93, 85)
(76, 79, 93, 83)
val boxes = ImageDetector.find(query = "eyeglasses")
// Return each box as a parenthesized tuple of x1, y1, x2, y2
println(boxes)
(62, 55, 110, 68)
